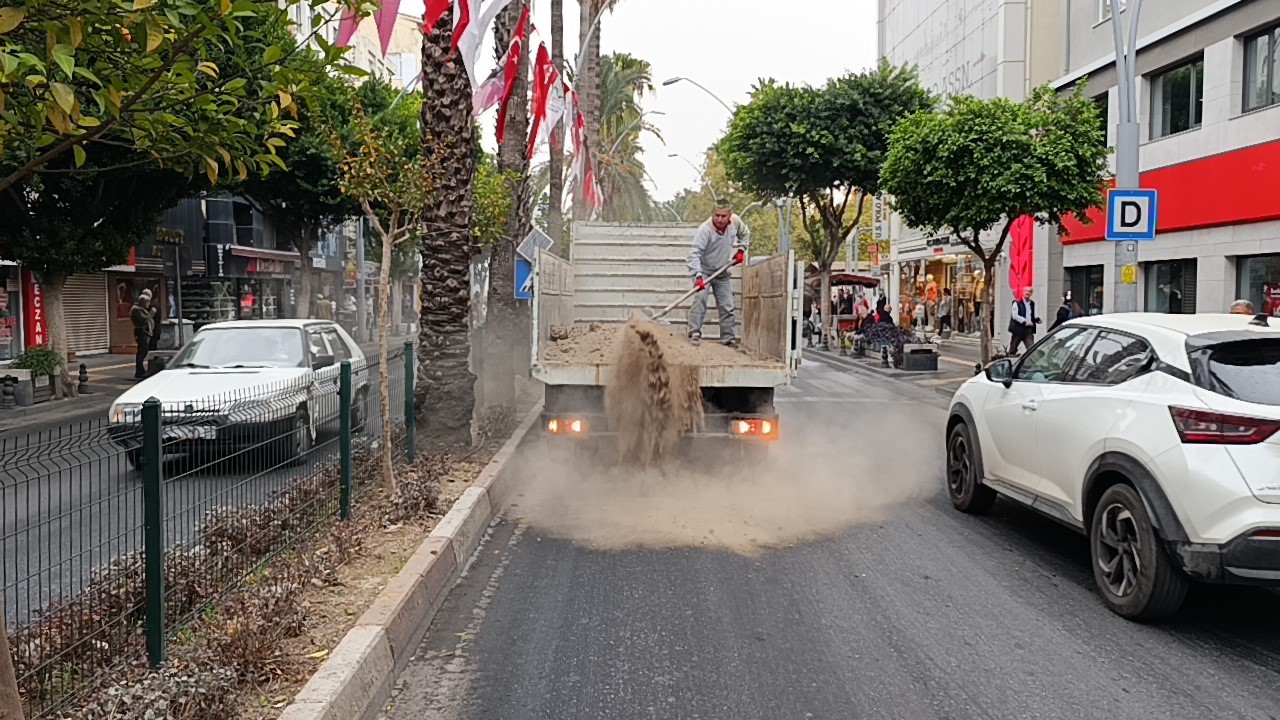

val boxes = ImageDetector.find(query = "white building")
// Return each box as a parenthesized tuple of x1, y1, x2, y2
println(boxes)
(1047, 0, 1280, 318)
(878, 0, 1061, 343)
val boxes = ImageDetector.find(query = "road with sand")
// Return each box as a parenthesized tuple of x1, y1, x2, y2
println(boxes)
(382, 358, 1280, 720)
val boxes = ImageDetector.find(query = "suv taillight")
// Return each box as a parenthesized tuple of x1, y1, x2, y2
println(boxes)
(1169, 407, 1280, 445)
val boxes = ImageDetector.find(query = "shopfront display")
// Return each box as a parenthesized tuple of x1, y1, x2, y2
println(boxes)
(1145, 259, 1197, 314)
(1066, 265, 1105, 316)
(107, 272, 166, 353)
(181, 278, 238, 328)
(0, 266, 22, 361)
(1237, 255, 1280, 316)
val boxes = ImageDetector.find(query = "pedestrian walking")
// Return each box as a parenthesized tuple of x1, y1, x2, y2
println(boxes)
(686, 198, 749, 347)
(1051, 291, 1074, 329)
(1008, 288, 1040, 355)
(131, 289, 154, 379)
(938, 288, 954, 331)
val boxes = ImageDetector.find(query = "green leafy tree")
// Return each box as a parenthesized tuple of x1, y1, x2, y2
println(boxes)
(720, 60, 933, 344)
(0, 0, 353, 194)
(881, 85, 1109, 361)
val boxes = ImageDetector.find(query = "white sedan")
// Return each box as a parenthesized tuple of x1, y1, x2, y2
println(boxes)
(108, 320, 368, 468)
(945, 312, 1280, 620)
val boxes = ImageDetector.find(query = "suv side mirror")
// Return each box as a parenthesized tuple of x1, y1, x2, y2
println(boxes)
(312, 354, 335, 371)
(985, 358, 1014, 388)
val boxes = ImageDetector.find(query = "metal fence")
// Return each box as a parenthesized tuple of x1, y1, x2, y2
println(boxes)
(1, 341, 415, 718)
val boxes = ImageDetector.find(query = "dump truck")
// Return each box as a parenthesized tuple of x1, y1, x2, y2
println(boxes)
(530, 222, 802, 454)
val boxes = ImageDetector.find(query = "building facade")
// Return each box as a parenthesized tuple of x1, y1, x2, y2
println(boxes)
(1048, 0, 1280, 317)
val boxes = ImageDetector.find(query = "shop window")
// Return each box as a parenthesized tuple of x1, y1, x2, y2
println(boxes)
(1237, 255, 1280, 316)
(1066, 265, 1105, 316)
(1244, 24, 1280, 112)
(1151, 58, 1204, 138)
(1144, 259, 1197, 314)
(0, 269, 21, 361)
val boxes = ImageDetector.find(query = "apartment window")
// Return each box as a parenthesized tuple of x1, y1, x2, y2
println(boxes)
(1098, 0, 1126, 23)
(1093, 94, 1109, 141)
(1151, 58, 1203, 138)
(1244, 24, 1280, 112)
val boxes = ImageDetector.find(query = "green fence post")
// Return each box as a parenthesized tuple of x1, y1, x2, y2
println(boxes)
(403, 340, 415, 462)
(141, 397, 166, 668)
(339, 360, 353, 521)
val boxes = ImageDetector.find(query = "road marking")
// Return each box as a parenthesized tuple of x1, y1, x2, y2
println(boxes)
(939, 356, 975, 367)
(916, 377, 965, 387)
(777, 397, 899, 403)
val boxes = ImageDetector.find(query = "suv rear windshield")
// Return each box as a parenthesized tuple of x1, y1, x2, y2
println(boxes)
(1189, 339, 1280, 406)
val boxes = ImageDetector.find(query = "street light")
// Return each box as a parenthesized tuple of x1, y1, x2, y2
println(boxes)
(669, 153, 719, 201)
(662, 76, 735, 114)
(1109, 0, 1144, 314)
(606, 110, 665, 158)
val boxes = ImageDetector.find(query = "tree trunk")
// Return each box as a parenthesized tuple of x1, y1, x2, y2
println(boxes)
(377, 230, 396, 492)
(819, 267, 832, 351)
(547, 0, 565, 243)
(419, 5, 480, 451)
(573, 0, 602, 221)
(0, 604, 22, 720)
(293, 232, 315, 319)
(981, 258, 996, 364)
(35, 271, 77, 399)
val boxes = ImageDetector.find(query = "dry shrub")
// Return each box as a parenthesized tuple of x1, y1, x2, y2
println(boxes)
(381, 454, 447, 527)
(206, 580, 307, 685)
(477, 402, 517, 446)
(62, 658, 238, 720)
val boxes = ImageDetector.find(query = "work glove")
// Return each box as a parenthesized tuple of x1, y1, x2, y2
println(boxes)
(694, 275, 707, 292)
(732, 249, 745, 266)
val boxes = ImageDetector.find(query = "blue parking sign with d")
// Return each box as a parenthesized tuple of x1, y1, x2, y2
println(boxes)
(1105, 189, 1158, 241)
(515, 257, 533, 300)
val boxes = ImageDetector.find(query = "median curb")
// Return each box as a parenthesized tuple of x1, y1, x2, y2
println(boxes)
(277, 402, 543, 720)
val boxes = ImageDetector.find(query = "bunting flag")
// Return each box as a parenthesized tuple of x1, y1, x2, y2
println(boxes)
(494, 5, 529, 144)
(449, 0, 476, 55)
(422, 0, 450, 33)
(473, 72, 505, 116)
(335, 0, 402, 56)
(1008, 214, 1035, 300)
(526, 43, 564, 158)
(459, 0, 516, 90)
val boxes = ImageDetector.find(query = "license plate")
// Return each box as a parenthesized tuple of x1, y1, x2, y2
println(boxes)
(164, 426, 217, 441)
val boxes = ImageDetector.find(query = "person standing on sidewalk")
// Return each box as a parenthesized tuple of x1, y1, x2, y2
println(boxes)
(131, 289, 154, 379)
(938, 288, 954, 332)
(1008, 288, 1040, 355)
(148, 294, 162, 351)
(686, 198, 749, 347)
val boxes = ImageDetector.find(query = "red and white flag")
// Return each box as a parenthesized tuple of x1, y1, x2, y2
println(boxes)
(459, 0, 516, 90)
(495, 5, 529, 144)
(526, 43, 565, 158)
(422, 0, 450, 33)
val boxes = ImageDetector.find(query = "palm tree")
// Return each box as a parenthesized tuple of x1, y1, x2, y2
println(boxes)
(547, 0, 566, 242)
(419, 5, 479, 450)
(597, 53, 660, 222)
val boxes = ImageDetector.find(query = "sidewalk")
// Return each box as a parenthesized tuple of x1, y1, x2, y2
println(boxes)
(804, 334, 986, 400)
(0, 334, 415, 437)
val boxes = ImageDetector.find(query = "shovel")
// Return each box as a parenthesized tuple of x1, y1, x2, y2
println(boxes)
(643, 262, 735, 325)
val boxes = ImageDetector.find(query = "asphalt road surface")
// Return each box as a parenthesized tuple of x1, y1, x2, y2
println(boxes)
(1, 359, 407, 627)
(385, 357, 1280, 720)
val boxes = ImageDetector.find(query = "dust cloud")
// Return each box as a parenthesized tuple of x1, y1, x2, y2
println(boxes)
(516, 318, 942, 555)
(605, 318, 704, 467)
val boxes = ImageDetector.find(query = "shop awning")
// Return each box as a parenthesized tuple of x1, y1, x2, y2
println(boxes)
(228, 246, 300, 263)
(806, 272, 880, 288)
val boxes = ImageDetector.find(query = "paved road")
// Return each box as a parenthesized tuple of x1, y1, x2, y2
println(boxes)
(385, 357, 1280, 720)
(1, 355, 409, 627)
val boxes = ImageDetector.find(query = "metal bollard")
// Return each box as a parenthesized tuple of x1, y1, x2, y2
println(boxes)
(0, 376, 14, 410)
(881, 346, 890, 368)
(78, 363, 89, 394)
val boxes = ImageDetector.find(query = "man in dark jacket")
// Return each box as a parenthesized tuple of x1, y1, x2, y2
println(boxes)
(1008, 288, 1040, 355)
(131, 289, 154, 379)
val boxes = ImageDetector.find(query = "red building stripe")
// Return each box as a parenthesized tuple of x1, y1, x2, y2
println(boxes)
(1062, 138, 1280, 244)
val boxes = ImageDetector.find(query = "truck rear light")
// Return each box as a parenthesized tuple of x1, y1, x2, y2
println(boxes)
(731, 418, 778, 440)
(546, 418, 588, 436)
(1169, 407, 1280, 445)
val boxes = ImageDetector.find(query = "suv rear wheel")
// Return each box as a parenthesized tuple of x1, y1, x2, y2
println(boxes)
(1090, 483, 1189, 620)
(946, 423, 996, 513)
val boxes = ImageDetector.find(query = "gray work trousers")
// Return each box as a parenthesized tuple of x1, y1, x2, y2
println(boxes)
(688, 275, 736, 339)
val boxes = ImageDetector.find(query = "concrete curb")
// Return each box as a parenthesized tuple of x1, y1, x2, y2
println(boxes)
(278, 402, 544, 720)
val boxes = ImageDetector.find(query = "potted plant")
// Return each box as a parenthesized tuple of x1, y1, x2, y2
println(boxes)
(12, 346, 63, 404)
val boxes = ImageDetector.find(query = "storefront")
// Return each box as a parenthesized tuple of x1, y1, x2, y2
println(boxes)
(107, 271, 167, 354)
(194, 245, 298, 326)
(1237, 255, 1280, 316)
(1144, 259, 1197, 314)
(1065, 265, 1105, 316)
(0, 265, 23, 361)
(63, 272, 110, 355)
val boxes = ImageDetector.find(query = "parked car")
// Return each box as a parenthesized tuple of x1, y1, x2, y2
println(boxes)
(107, 320, 369, 469)
(945, 312, 1280, 620)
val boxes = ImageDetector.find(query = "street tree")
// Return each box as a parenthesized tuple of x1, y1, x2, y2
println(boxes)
(720, 60, 933, 344)
(336, 96, 440, 490)
(881, 86, 1109, 362)
(419, 4, 479, 451)
(241, 70, 359, 320)
(0, 0, 351, 194)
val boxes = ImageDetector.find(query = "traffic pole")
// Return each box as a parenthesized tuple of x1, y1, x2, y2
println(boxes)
(1109, 0, 1143, 313)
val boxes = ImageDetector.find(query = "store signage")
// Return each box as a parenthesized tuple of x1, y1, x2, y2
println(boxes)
(155, 228, 184, 245)
(1265, 283, 1280, 316)
(248, 258, 286, 275)
(1106, 189, 1158, 241)
(21, 270, 47, 348)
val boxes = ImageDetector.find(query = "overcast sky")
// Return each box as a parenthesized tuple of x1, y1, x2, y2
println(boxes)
(399, 0, 879, 201)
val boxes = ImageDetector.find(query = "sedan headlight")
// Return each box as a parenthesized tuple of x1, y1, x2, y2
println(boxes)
(109, 403, 142, 424)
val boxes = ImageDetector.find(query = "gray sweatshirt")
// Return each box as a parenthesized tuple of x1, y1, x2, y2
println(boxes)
(686, 215, 750, 278)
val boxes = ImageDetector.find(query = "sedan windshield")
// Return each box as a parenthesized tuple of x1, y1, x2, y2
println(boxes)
(171, 327, 306, 369)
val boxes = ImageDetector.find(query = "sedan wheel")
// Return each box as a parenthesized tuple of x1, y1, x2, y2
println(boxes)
(946, 423, 996, 513)
(1089, 483, 1188, 620)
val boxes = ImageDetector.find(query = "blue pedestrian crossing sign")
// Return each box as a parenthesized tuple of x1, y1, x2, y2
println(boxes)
(515, 257, 533, 300)
(1106, 189, 1158, 241)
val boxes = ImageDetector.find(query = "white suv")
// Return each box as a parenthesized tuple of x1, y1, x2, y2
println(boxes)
(946, 313, 1280, 620)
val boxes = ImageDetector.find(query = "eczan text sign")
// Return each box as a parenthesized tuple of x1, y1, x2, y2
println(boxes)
(1106, 189, 1158, 241)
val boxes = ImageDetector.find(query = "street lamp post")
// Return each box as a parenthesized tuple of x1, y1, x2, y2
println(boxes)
(669, 153, 719, 201)
(1109, 0, 1143, 313)
(774, 198, 794, 254)
(662, 76, 735, 114)
(606, 110, 665, 157)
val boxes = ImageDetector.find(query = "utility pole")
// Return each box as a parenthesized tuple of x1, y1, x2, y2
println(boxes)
(775, 198, 792, 255)
(1109, 0, 1143, 313)
(355, 218, 367, 342)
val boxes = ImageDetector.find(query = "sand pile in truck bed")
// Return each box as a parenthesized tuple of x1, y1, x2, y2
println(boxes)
(541, 321, 777, 366)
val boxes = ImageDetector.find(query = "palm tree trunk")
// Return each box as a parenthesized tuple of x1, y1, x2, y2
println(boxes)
(573, 0, 603, 222)
(419, 5, 479, 451)
(548, 0, 565, 244)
